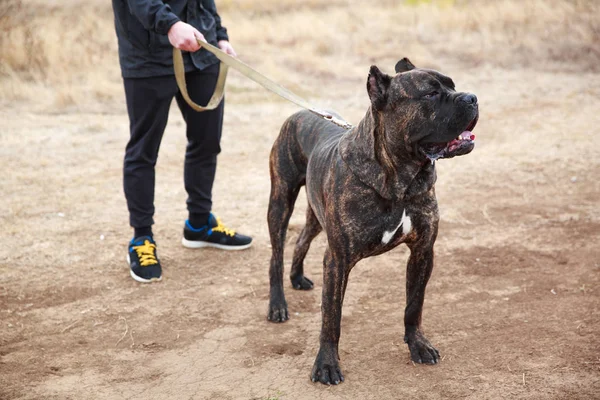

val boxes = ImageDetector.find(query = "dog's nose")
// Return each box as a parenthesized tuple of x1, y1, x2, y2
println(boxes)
(457, 93, 478, 105)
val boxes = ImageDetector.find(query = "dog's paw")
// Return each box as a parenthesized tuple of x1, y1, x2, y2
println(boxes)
(310, 348, 344, 385)
(267, 301, 289, 323)
(404, 331, 440, 365)
(291, 274, 314, 290)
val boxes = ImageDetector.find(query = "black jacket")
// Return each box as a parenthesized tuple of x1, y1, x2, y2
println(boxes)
(112, 0, 229, 78)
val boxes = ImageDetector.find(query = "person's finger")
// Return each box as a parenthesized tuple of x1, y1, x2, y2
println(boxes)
(220, 43, 236, 57)
(193, 29, 206, 44)
(186, 36, 200, 52)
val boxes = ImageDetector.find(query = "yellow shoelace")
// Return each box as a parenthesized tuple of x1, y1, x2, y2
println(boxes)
(132, 240, 158, 266)
(212, 216, 236, 237)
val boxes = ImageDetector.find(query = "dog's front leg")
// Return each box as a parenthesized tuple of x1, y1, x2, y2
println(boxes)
(311, 248, 351, 385)
(403, 236, 441, 364)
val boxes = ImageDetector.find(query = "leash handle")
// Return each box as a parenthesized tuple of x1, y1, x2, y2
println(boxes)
(173, 46, 228, 111)
(173, 40, 353, 130)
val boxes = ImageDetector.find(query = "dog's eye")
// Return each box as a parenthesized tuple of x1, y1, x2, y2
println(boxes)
(424, 91, 439, 99)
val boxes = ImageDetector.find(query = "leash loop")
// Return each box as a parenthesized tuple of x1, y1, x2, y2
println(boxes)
(173, 44, 228, 112)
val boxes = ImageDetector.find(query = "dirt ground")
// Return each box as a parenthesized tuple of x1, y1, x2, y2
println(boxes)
(1, 2, 600, 400)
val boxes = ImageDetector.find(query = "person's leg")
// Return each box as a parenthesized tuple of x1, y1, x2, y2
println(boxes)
(123, 75, 178, 237)
(175, 63, 223, 228)
(123, 74, 178, 282)
(176, 63, 252, 250)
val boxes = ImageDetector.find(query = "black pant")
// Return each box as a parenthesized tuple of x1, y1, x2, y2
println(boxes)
(123, 63, 223, 229)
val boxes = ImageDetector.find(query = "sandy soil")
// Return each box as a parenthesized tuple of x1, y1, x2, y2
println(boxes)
(1, 46, 599, 400)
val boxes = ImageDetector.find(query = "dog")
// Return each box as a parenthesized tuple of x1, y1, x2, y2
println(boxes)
(266, 58, 479, 385)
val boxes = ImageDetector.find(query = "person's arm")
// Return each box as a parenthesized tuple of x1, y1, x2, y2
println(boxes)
(127, 0, 205, 52)
(202, 0, 236, 56)
(203, 0, 229, 42)
(126, 0, 180, 35)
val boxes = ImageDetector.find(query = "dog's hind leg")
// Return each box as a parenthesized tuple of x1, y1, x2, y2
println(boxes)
(267, 152, 303, 322)
(267, 178, 300, 322)
(290, 205, 321, 290)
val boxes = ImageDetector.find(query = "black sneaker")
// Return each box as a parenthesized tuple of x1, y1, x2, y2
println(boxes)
(182, 213, 252, 250)
(127, 236, 162, 283)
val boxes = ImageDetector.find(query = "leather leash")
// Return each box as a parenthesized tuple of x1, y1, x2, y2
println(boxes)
(173, 40, 353, 130)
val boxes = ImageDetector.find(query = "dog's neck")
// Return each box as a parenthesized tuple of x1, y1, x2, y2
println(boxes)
(339, 108, 436, 201)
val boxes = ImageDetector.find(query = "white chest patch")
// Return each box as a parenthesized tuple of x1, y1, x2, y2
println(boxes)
(381, 209, 412, 245)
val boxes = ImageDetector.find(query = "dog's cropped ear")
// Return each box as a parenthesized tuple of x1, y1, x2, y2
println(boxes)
(367, 65, 392, 110)
(395, 58, 416, 73)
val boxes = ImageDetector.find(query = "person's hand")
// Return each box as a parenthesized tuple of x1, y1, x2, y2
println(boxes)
(168, 21, 205, 52)
(218, 40, 237, 57)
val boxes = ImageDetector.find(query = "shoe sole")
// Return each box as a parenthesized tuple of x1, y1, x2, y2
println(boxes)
(181, 238, 252, 251)
(126, 254, 162, 283)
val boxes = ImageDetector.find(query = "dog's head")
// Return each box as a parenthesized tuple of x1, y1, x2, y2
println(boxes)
(367, 58, 478, 163)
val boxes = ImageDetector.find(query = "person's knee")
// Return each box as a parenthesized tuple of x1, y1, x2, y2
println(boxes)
(186, 139, 221, 159)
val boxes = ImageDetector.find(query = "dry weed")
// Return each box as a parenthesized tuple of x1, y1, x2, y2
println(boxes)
(0, 0, 598, 109)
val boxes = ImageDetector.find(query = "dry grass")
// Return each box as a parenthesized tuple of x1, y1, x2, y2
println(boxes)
(0, 0, 598, 110)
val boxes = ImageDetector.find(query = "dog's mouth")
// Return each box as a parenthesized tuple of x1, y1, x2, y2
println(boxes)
(420, 116, 478, 162)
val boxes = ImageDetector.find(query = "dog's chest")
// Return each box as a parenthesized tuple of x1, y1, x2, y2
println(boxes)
(378, 207, 414, 246)
(343, 205, 420, 259)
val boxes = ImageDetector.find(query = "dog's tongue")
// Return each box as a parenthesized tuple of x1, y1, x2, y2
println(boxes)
(460, 131, 475, 141)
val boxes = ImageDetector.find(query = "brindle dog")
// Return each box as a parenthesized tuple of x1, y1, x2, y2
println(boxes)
(267, 58, 478, 385)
